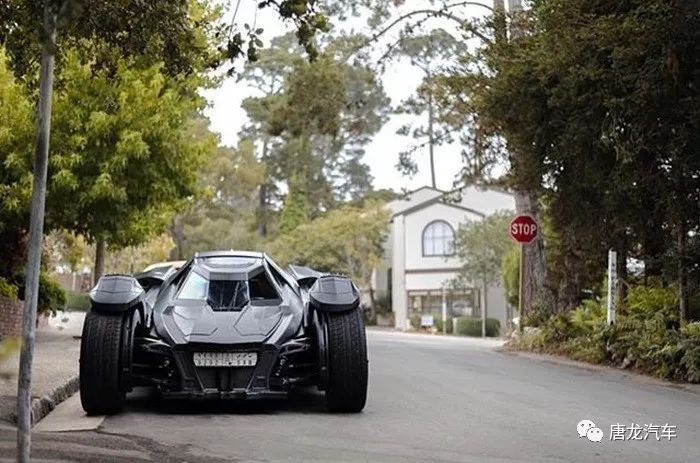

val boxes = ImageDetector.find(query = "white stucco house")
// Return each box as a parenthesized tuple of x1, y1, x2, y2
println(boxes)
(372, 186, 515, 332)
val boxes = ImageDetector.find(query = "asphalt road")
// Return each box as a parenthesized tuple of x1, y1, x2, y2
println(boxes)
(2, 329, 699, 462)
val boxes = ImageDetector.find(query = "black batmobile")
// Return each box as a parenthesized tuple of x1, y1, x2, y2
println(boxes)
(79, 251, 368, 415)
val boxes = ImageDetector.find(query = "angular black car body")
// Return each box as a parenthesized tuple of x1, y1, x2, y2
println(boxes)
(79, 251, 368, 415)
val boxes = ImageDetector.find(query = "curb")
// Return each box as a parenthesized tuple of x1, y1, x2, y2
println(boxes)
(500, 349, 700, 396)
(11, 375, 80, 426)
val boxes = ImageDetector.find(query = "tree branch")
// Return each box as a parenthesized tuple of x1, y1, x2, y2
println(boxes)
(365, 1, 494, 48)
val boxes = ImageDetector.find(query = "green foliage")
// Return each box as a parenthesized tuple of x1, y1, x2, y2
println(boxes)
(680, 323, 700, 382)
(47, 49, 216, 249)
(409, 314, 420, 330)
(13, 272, 65, 316)
(408, 314, 501, 337)
(501, 246, 519, 308)
(511, 284, 700, 382)
(454, 317, 500, 337)
(3, 1, 222, 83)
(238, 35, 389, 227)
(1, 1, 327, 79)
(434, 1, 700, 317)
(0, 336, 21, 381)
(64, 290, 90, 312)
(0, 277, 18, 300)
(279, 183, 310, 234)
(392, 29, 468, 177)
(373, 293, 392, 316)
(172, 139, 266, 258)
(270, 202, 389, 289)
(624, 284, 679, 320)
(0, 47, 34, 280)
(433, 314, 453, 334)
(454, 211, 516, 288)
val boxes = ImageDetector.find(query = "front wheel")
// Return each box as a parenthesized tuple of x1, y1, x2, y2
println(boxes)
(79, 311, 131, 415)
(324, 309, 368, 413)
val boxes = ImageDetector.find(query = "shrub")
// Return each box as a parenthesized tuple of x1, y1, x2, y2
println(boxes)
(0, 277, 18, 300)
(680, 322, 700, 382)
(373, 294, 392, 315)
(624, 283, 678, 321)
(569, 299, 606, 335)
(522, 305, 551, 328)
(409, 314, 421, 330)
(65, 291, 91, 312)
(509, 286, 700, 383)
(14, 272, 66, 316)
(514, 327, 548, 350)
(433, 314, 453, 334)
(361, 305, 377, 325)
(454, 317, 500, 337)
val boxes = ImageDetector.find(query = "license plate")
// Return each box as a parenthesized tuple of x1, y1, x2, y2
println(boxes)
(193, 352, 257, 367)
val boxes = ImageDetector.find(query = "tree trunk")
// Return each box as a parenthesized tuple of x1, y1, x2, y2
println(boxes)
(677, 222, 689, 323)
(427, 83, 436, 189)
(368, 284, 376, 322)
(170, 217, 185, 260)
(17, 4, 56, 461)
(514, 190, 549, 317)
(257, 138, 270, 237)
(493, 0, 507, 44)
(94, 239, 106, 284)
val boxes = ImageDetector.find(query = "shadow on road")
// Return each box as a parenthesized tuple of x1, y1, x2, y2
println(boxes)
(123, 386, 329, 416)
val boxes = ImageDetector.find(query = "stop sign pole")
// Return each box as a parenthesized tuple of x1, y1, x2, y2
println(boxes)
(510, 214, 539, 331)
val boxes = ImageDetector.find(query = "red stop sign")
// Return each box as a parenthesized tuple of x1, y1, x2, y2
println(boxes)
(510, 214, 538, 244)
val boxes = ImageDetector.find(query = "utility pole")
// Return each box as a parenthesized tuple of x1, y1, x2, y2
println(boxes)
(481, 281, 488, 337)
(17, 2, 57, 461)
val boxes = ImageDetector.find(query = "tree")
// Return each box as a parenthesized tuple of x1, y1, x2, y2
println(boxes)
(238, 33, 300, 237)
(45, 50, 216, 280)
(1, 0, 330, 79)
(270, 202, 390, 317)
(171, 140, 266, 258)
(0, 47, 34, 284)
(445, 0, 700, 323)
(453, 211, 515, 335)
(239, 36, 389, 229)
(106, 234, 176, 274)
(393, 29, 468, 187)
(7, 1, 332, 459)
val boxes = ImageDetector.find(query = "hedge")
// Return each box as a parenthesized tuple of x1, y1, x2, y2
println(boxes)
(454, 317, 500, 337)
(410, 314, 500, 337)
(64, 291, 91, 312)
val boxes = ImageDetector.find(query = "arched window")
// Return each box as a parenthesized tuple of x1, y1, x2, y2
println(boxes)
(422, 220, 455, 257)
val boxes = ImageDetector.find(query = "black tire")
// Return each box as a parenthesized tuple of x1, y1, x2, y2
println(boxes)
(324, 309, 368, 413)
(79, 311, 129, 415)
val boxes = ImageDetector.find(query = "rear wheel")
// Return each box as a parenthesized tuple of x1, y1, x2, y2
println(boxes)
(79, 311, 131, 415)
(324, 309, 368, 413)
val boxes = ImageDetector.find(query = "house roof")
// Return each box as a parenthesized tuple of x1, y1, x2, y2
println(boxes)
(388, 185, 514, 219)
(392, 196, 485, 219)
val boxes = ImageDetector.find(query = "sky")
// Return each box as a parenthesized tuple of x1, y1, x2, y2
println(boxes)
(202, 1, 494, 193)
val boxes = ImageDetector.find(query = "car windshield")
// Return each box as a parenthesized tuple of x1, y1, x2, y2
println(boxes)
(178, 271, 250, 310)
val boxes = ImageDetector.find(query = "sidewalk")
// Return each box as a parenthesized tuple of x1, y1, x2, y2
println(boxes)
(0, 311, 84, 424)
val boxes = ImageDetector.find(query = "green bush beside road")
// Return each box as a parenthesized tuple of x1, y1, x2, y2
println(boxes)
(454, 317, 500, 337)
(65, 291, 91, 312)
(511, 284, 700, 383)
(409, 314, 500, 337)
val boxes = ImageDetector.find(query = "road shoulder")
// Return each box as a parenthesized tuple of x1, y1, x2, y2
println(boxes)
(500, 348, 700, 396)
